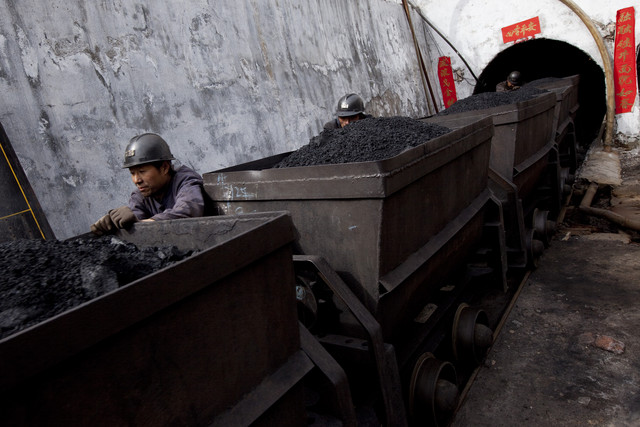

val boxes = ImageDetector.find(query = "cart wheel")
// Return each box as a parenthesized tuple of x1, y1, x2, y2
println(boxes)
(452, 304, 493, 366)
(409, 352, 459, 427)
(525, 228, 544, 268)
(532, 208, 555, 248)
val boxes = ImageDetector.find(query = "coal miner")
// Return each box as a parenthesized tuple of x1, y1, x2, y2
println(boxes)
(91, 133, 206, 235)
(323, 93, 372, 129)
(495, 70, 523, 92)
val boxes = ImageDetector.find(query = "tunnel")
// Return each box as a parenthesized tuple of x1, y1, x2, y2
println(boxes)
(472, 38, 606, 147)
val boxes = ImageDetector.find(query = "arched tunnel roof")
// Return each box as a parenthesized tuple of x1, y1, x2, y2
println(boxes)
(474, 38, 606, 144)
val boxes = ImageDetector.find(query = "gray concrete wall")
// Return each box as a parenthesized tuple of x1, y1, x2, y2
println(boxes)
(0, 0, 435, 239)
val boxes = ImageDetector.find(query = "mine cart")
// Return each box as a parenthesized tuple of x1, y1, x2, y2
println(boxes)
(423, 90, 560, 268)
(528, 75, 581, 174)
(204, 117, 503, 426)
(0, 213, 309, 427)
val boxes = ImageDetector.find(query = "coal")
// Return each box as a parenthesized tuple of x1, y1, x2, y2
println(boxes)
(0, 236, 194, 340)
(527, 77, 565, 87)
(438, 85, 549, 116)
(274, 116, 451, 168)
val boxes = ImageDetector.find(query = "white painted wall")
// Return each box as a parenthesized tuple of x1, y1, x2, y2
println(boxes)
(413, 0, 639, 138)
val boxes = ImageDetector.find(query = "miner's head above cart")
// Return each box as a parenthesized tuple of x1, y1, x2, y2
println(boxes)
(495, 70, 523, 92)
(335, 93, 369, 128)
(507, 71, 523, 87)
(123, 133, 175, 169)
(122, 133, 176, 199)
(90, 133, 207, 236)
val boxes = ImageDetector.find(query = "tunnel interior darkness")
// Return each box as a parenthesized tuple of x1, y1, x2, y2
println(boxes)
(473, 38, 606, 145)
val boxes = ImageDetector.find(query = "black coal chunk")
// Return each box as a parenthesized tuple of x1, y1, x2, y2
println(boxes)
(0, 236, 194, 340)
(274, 116, 451, 168)
(438, 86, 548, 115)
(528, 77, 565, 87)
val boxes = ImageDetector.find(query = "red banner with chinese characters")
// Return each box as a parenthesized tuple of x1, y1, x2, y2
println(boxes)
(437, 56, 457, 108)
(614, 7, 636, 114)
(502, 17, 541, 44)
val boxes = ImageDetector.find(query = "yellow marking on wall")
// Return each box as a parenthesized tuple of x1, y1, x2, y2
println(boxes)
(0, 209, 31, 220)
(0, 140, 46, 240)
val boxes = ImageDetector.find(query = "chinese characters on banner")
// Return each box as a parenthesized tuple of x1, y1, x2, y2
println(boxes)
(437, 56, 457, 108)
(501, 17, 541, 44)
(614, 7, 636, 114)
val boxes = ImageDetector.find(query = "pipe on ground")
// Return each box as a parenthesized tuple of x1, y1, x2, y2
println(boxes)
(579, 182, 640, 231)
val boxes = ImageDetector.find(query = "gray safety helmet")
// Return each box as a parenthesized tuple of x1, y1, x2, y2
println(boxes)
(507, 71, 522, 86)
(335, 93, 365, 117)
(122, 133, 175, 169)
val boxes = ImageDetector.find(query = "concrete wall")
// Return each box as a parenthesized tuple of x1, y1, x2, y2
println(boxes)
(0, 0, 436, 239)
(414, 0, 639, 139)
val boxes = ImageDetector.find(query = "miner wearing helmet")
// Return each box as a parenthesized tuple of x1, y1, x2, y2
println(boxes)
(324, 93, 372, 129)
(496, 71, 523, 92)
(91, 133, 207, 235)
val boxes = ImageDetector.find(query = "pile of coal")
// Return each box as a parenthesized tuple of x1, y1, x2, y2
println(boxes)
(527, 77, 566, 87)
(0, 236, 194, 340)
(438, 86, 548, 116)
(274, 116, 451, 168)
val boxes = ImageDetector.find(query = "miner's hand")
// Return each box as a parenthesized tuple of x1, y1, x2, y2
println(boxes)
(109, 206, 138, 229)
(90, 213, 116, 236)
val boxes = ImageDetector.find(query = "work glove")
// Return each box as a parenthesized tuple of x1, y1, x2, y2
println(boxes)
(90, 213, 116, 236)
(109, 206, 138, 229)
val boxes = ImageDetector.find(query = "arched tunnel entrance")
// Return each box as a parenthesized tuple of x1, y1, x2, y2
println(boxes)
(473, 38, 606, 146)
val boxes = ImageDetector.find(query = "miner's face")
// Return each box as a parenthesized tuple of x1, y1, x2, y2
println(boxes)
(338, 115, 362, 128)
(129, 162, 171, 197)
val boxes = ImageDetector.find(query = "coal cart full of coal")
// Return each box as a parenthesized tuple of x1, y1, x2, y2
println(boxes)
(527, 75, 581, 175)
(423, 87, 565, 269)
(0, 213, 309, 426)
(204, 116, 506, 426)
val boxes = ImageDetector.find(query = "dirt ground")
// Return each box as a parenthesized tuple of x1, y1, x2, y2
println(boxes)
(452, 143, 640, 426)
(452, 234, 640, 426)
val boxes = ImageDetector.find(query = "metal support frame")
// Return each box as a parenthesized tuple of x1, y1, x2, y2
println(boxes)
(293, 255, 408, 427)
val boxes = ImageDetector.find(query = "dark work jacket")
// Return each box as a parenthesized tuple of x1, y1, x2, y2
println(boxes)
(324, 118, 341, 130)
(495, 81, 521, 92)
(129, 165, 206, 220)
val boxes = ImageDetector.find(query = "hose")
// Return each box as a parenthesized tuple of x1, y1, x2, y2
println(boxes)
(406, 0, 479, 82)
(402, 0, 440, 114)
(556, 0, 615, 152)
